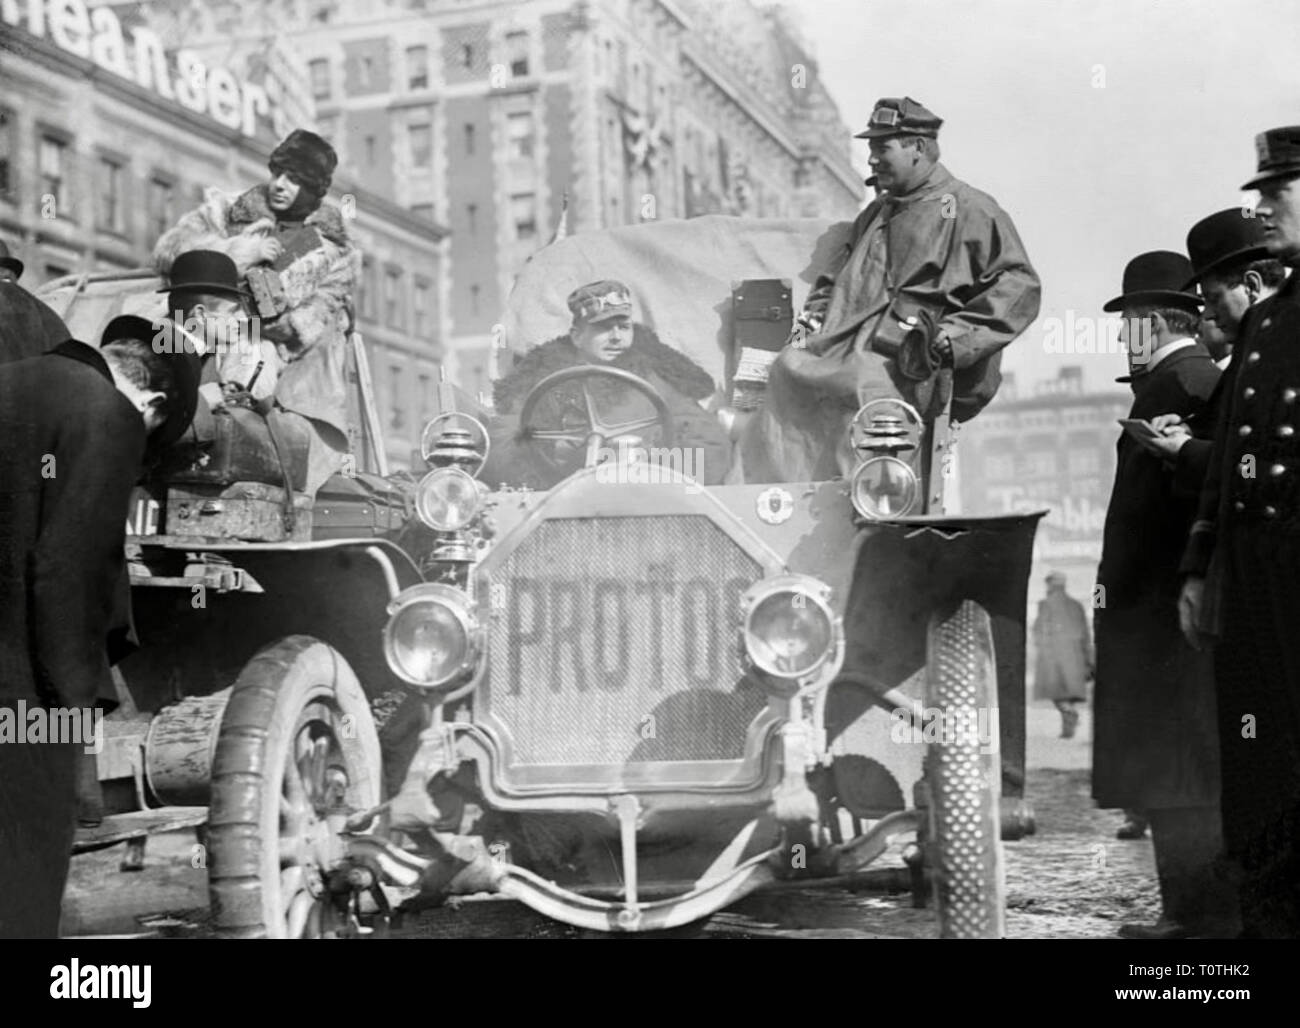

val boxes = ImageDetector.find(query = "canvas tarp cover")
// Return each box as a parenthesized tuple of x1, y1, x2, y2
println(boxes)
(502, 215, 854, 389)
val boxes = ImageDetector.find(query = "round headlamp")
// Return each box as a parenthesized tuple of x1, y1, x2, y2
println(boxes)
(850, 456, 919, 520)
(740, 575, 838, 681)
(415, 466, 482, 532)
(383, 584, 482, 689)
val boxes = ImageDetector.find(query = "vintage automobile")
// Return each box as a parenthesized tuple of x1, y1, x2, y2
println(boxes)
(39, 215, 1041, 938)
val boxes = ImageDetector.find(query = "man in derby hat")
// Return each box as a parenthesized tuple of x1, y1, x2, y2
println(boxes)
(0, 319, 199, 937)
(1090, 251, 1231, 938)
(1137, 210, 1285, 488)
(152, 130, 359, 491)
(1178, 126, 1300, 936)
(735, 96, 1040, 483)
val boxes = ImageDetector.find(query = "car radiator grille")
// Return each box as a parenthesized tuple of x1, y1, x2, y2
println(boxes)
(486, 516, 767, 765)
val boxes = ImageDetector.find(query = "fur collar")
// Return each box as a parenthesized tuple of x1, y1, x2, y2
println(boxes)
(228, 185, 350, 246)
(493, 324, 716, 414)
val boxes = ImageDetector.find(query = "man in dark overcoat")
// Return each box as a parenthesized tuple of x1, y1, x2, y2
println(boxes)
(1091, 251, 1232, 938)
(0, 323, 198, 937)
(1180, 127, 1300, 937)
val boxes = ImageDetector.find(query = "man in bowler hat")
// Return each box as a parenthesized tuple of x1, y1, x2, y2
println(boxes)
(0, 320, 199, 936)
(1180, 126, 1300, 936)
(1138, 210, 1285, 490)
(736, 97, 1040, 483)
(1092, 251, 1233, 938)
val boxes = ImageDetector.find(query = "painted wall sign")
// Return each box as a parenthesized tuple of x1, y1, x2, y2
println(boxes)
(2, 0, 270, 137)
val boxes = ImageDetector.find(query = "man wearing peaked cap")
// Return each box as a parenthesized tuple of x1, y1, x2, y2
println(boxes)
(485, 278, 730, 488)
(737, 95, 1040, 482)
(1092, 249, 1228, 939)
(1178, 126, 1300, 937)
(0, 319, 200, 937)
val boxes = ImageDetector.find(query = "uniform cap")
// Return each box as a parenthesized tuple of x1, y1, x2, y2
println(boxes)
(566, 280, 634, 324)
(854, 97, 943, 140)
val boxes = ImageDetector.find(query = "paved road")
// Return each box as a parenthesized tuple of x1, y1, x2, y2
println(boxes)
(61, 702, 1159, 939)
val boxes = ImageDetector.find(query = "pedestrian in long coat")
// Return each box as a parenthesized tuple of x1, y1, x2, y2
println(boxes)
(0, 280, 69, 364)
(0, 331, 198, 937)
(1092, 251, 1229, 938)
(1032, 572, 1092, 737)
(736, 97, 1040, 483)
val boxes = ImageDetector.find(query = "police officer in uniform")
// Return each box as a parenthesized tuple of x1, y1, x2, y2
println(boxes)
(1180, 126, 1300, 937)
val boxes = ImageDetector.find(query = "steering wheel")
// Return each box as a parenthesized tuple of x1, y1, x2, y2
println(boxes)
(517, 365, 676, 477)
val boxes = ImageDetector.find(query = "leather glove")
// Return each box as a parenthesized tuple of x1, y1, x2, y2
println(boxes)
(895, 309, 945, 382)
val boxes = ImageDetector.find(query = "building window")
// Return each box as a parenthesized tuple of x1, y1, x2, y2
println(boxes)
(464, 123, 476, 155)
(38, 135, 67, 213)
(360, 258, 376, 319)
(414, 280, 430, 337)
(389, 363, 406, 431)
(0, 109, 14, 200)
(1068, 449, 1101, 476)
(461, 43, 474, 69)
(506, 31, 529, 78)
(506, 111, 535, 159)
(985, 454, 1015, 480)
(470, 284, 481, 317)
(97, 156, 124, 234)
(409, 123, 432, 167)
(309, 59, 330, 101)
(406, 45, 428, 90)
(411, 203, 434, 222)
(418, 371, 432, 422)
(147, 176, 174, 240)
(384, 268, 405, 329)
(360, 56, 374, 88)
(511, 193, 537, 240)
(467, 203, 477, 235)
(1024, 452, 1056, 477)
(365, 135, 376, 164)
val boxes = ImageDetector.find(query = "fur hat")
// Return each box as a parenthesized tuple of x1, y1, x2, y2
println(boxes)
(268, 129, 337, 197)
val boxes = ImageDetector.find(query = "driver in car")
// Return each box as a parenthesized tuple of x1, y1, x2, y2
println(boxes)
(484, 280, 731, 488)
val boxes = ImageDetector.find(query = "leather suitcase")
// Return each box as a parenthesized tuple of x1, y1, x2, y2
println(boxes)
(169, 405, 310, 493)
(311, 471, 410, 540)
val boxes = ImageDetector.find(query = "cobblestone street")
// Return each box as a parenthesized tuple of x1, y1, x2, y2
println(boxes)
(62, 701, 1161, 939)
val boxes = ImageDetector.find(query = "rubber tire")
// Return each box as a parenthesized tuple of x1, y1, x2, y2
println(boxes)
(207, 636, 381, 939)
(923, 600, 1005, 939)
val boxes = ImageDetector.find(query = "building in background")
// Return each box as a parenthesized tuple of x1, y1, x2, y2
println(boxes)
(0, 1, 452, 470)
(958, 365, 1131, 608)
(139, 0, 866, 398)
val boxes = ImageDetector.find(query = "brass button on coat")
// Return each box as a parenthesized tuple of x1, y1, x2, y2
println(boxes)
(1279, 425, 1296, 439)
(1244, 386, 1257, 399)
(1248, 351, 1261, 364)
(1286, 388, 1299, 403)
(1272, 463, 1287, 477)
(1265, 506, 1279, 518)
(1239, 424, 1253, 437)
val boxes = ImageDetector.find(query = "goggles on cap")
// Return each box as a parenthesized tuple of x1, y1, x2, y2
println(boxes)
(574, 290, 632, 320)
(870, 107, 902, 127)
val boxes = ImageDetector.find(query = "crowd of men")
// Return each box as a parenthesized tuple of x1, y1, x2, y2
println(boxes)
(1085, 126, 1300, 939)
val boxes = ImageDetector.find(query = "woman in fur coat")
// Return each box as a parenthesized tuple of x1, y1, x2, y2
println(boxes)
(151, 130, 359, 491)
(483, 280, 732, 488)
